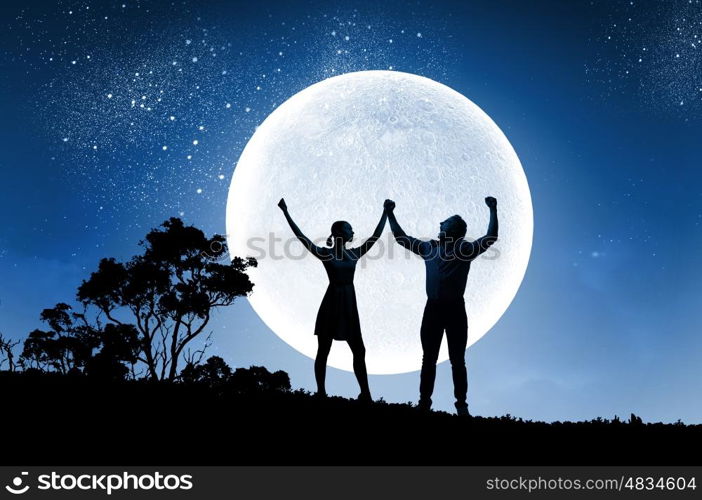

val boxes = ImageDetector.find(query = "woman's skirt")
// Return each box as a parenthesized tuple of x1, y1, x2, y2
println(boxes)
(314, 283, 362, 342)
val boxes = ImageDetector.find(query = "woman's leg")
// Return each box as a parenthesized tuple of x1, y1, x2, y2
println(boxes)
(347, 336, 371, 400)
(315, 336, 333, 396)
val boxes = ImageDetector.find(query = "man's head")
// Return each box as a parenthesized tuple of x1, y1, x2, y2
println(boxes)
(439, 215, 467, 241)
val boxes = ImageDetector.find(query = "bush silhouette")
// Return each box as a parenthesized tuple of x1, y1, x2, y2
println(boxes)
(229, 365, 291, 394)
(181, 355, 233, 385)
(181, 357, 291, 395)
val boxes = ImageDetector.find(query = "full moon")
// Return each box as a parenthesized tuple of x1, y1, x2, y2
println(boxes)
(226, 70, 532, 375)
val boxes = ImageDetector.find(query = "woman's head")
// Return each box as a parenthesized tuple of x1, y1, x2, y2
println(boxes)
(326, 220, 354, 246)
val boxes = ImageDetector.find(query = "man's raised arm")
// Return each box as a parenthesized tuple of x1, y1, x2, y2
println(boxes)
(385, 199, 425, 255)
(473, 196, 498, 254)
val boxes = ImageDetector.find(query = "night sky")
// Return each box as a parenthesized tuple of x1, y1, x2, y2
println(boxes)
(1, 0, 701, 422)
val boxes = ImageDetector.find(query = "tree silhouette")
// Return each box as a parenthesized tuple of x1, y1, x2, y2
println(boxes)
(77, 218, 256, 381)
(84, 323, 141, 380)
(17, 303, 139, 378)
(0, 332, 20, 372)
(19, 303, 97, 374)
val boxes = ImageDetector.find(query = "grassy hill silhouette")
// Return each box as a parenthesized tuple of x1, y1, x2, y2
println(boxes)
(2, 219, 699, 466)
(1, 370, 699, 465)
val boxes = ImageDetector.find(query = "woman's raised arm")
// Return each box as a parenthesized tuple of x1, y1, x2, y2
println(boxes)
(354, 203, 389, 258)
(278, 198, 326, 259)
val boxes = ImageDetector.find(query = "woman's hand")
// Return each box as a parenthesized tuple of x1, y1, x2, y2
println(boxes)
(278, 198, 288, 212)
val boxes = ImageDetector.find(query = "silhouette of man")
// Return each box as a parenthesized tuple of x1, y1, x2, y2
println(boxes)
(385, 197, 498, 415)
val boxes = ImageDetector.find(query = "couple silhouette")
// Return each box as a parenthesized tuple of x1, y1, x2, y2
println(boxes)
(279, 196, 498, 415)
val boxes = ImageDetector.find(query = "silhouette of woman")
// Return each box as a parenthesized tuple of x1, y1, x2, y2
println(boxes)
(278, 198, 388, 402)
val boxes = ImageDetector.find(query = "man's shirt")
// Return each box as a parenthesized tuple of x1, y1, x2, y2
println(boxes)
(397, 235, 495, 301)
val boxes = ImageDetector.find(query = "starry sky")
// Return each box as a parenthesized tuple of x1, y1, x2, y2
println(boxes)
(1, 0, 701, 423)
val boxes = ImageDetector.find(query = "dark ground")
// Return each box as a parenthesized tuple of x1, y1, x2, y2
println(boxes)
(1, 371, 699, 465)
